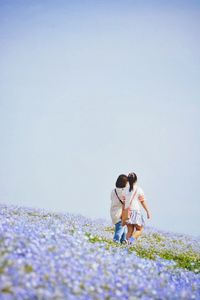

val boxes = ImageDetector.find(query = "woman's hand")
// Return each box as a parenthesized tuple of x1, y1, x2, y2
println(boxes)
(147, 211, 151, 219)
(122, 195, 126, 203)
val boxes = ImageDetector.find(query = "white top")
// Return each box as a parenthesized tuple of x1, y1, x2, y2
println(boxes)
(110, 187, 126, 225)
(124, 185, 145, 212)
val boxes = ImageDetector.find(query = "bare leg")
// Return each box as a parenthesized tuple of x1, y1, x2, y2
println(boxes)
(126, 224, 134, 240)
(132, 224, 144, 239)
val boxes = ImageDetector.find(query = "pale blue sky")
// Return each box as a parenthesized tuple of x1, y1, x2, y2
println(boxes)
(0, 0, 200, 235)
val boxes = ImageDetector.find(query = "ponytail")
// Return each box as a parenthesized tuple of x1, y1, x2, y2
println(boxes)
(128, 173, 137, 192)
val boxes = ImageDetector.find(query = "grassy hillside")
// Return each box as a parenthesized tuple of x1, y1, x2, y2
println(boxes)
(0, 204, 199, 299)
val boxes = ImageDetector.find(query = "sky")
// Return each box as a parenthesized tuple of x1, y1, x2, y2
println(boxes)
(0, 0, 200, 236)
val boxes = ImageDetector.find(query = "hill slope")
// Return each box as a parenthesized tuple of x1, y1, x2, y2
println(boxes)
(0, 204, 200, 300)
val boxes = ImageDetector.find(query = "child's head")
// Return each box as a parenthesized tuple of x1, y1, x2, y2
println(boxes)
(128, 172, 137, 192)
(115, 174, 128, 188)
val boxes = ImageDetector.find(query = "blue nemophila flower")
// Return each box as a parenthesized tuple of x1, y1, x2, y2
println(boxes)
(0, 203, 200, 300)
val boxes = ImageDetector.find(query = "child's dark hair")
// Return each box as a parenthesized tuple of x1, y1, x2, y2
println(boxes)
(115, 174, 128, 188)
(128, 172, 137, 192)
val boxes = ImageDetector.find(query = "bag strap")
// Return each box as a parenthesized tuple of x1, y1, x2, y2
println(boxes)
(128, 188, 138, 208)
(114, 189, 124, 205)
(115, 187, 138, 207)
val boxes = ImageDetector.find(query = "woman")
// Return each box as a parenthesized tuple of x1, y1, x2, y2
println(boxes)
(110, 174, 128, 244)
(125, 172, 151, 243)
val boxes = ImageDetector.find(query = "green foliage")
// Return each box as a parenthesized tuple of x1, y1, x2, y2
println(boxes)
(159, 250, 200, 272)
(85, 232, 200, 273)
(129, 244, 157, 260)
(48, 246, 56, 252)
(151, 233, 165, 243)
(1, 287, 13, 294)
(85, 233, 118, 247)
(0, 259, 12, 275)
(27, 212, 40, 217)
(70, 229, 75, 234)
(24, 264, 34, 273)
(104, 227, 114, 233)
(42, 215, 49, 218)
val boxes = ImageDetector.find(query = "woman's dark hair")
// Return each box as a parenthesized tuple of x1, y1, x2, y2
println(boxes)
(115, 174, 128, 188)
(128, 172, 137, 192)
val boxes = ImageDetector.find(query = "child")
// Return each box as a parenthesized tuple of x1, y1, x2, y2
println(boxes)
(125, 172, 151, 244)
(110, 174, 128, 244)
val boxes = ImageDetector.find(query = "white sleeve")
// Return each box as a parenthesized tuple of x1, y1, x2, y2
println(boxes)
(137, 187, 146, 202)
(138, 187, 145, 196)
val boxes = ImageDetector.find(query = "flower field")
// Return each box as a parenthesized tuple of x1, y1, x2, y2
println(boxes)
(0, 204, 200, 300)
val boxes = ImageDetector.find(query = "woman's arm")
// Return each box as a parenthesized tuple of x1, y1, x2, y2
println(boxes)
(139, 195, 151, 219)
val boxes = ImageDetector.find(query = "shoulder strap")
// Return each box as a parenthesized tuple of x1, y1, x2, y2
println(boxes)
(129, 188, 138, 208)
(114, 189, 124, 205)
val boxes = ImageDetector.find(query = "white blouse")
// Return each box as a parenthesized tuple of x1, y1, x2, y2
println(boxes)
(110, 187, 126, 225)
(124, 185, 145, 212)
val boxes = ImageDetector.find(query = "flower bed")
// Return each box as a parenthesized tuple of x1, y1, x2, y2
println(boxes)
(0, 204, 199, 299)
